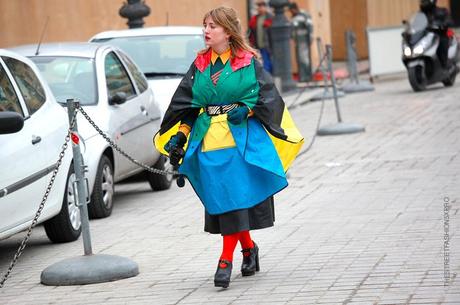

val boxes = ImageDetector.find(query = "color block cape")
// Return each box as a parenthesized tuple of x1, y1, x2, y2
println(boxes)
(153, 49, 304, 214)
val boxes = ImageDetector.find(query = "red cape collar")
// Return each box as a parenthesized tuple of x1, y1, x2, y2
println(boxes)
(194, 48, 253, 73)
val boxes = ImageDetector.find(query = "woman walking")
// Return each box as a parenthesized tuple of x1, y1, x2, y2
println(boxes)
(154, 6, 303, 288)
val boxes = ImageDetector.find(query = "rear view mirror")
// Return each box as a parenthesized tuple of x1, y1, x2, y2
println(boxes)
(0, 111, 24, 134)
(109, 92, 127, 105)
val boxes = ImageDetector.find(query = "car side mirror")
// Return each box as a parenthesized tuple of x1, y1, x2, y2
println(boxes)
(109, 92, 127, 105)
(0, 111, 24, 134)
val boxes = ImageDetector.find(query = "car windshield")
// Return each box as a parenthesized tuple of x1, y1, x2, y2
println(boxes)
(92, 34, 204, 76)
(30, 56, 97, 105)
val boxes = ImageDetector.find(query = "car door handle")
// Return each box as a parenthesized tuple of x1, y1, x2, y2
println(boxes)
(140, 105, 148, 116)
(31, 135, 41, 145)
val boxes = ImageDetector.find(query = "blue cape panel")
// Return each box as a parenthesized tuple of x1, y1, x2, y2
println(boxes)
(179, 118, 287, 215)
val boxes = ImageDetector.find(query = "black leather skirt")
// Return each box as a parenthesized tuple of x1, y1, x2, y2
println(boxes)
(204, 196, 275, 235)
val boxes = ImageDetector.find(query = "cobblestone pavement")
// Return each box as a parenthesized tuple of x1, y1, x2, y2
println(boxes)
(0, 77, 459, 304)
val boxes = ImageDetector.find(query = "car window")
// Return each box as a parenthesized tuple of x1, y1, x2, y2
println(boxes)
(2, 56, 45, 115)
(93, 34, 204, 75)
(0, 63, 23, 115)
(105, 52, 136, 99)
(31, 56, 97, 106)
(118, 51, 148, 94)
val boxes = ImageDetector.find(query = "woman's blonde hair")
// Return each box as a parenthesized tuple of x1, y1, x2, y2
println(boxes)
(200, 6, 259, 59)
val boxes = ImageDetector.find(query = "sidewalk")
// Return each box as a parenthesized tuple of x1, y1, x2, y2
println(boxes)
(0, 77, 459, 304)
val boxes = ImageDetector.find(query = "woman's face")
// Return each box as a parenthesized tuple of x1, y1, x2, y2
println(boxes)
(203, 16, 230, 51)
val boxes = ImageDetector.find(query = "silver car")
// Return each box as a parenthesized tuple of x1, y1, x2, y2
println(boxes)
(90, 26, 204, 117)
(12, 42, 173, 219)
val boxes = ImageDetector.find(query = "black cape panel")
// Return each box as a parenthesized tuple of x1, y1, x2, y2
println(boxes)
(159, 64, 197, 134)
(252, 59, 288, 141)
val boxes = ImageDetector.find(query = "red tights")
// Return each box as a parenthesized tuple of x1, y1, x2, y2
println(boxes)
(220, 230, 255, 262)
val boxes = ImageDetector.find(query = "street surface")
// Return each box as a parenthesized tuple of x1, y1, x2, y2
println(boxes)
(0, 76, 459, 304)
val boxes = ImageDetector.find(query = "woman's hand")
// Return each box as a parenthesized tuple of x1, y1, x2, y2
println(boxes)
(164, 131, 187, 165)
(227, 106, 249, 125)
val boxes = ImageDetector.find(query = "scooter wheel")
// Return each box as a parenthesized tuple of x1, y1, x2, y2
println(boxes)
(408, 66, 426, 92)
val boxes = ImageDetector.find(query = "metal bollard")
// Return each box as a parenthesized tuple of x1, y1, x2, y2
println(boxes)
(317, 46, 366, 136)
(310, 37, 345, 101)
(317, 37, 329, 88)
(326, 45, 343, 123)
(342, 30, 374, 93)
(346, 30, 359, 84)
(40, 99, 139, 286)
(67, 99, 93, 255)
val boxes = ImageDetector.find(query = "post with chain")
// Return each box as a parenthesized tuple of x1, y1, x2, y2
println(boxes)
(327, 44, 344, 123)
(310, 37, 346, 102)
(40, 99, 139, 286)
(317, 46, 366, 136)
(341, 30, 374, 93)
(67, 98, 92, 255)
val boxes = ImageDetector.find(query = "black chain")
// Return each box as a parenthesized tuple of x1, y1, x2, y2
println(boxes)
(76, 105, 178, 176)
(0, 111, 78, 288)
(0, 105, 179, 288)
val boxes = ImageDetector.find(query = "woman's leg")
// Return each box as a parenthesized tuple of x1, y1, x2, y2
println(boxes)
(215, 233, 239, 288)
(239, 230, 254, 251)
(220, 233, 240, 261)
(239, 230, 259, 276)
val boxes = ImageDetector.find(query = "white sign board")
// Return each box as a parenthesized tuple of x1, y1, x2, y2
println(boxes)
(366, 26, 406, 77)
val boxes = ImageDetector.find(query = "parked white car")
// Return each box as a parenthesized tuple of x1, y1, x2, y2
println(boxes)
(12, 42, 172, 220)
(89, 26, 204, 117)
(0, 49, 79, 243)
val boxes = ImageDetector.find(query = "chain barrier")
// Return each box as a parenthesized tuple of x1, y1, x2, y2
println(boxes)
(290, 50, 330, 108)
(0, 110, 78, 288)
(0, 103, 180, 288)
(76, 105, 178, 176)
(290, 47, 329, 159)
(295, 87, 326, 159)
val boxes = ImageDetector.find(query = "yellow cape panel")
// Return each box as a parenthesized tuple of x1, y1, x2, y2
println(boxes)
(153, 121, 181, 156)
(268, 106, 304, 171)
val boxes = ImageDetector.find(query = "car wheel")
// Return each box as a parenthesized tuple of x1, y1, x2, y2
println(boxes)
(44, 166, 82, 243)
(88, 155, 114, 219)
(146, 155, 173, 191)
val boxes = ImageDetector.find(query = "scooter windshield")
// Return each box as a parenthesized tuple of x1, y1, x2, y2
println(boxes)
(408, 12, 428, 34)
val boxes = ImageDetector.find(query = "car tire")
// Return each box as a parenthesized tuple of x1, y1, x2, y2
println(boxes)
(146, 155, 173, 191)
(44, 166, 82, 243)
(88, 155, 114, 219)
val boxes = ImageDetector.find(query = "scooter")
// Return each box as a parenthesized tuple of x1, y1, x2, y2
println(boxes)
(402, 12, 459, 92)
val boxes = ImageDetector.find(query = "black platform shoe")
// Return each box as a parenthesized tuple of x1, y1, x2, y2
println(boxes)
(241, 242, 260, 276)
(214, 259, 232, 288)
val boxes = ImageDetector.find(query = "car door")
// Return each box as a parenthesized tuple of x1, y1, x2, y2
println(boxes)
(103, 50, 152, 177)
(116, 50, 162, 165)
(0, 55, 68, 233)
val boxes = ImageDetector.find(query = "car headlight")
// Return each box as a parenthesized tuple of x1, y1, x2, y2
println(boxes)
(404, 46, 412, 57)
(413, 45, 424, 55)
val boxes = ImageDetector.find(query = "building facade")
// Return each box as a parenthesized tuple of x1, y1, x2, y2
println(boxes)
(0, 0, 455, 66)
